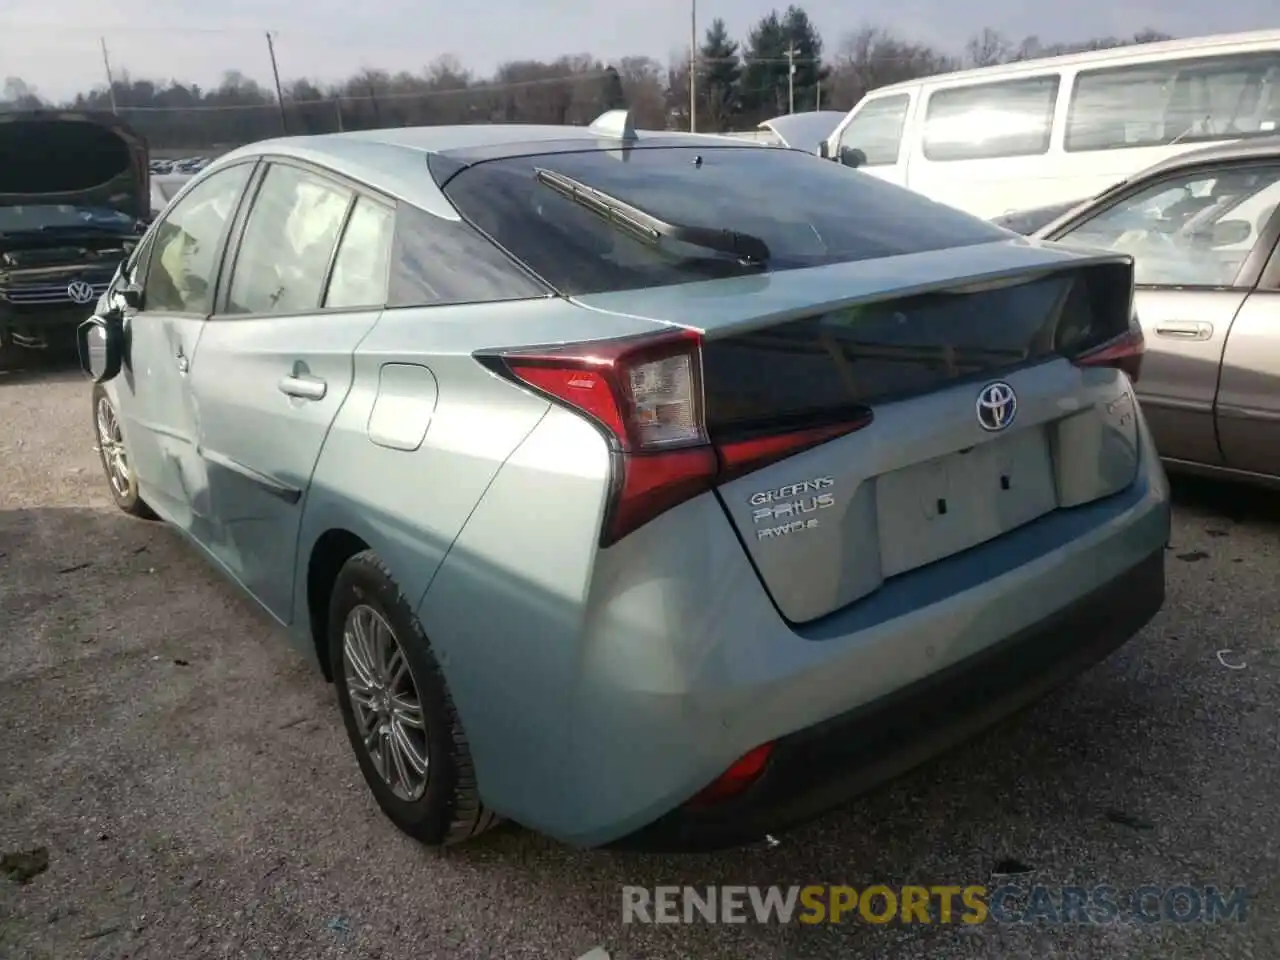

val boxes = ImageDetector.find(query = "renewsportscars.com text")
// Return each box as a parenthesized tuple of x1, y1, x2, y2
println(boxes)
(621, 884, 1250, 925)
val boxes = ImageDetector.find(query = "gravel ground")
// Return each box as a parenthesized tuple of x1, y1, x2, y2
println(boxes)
(1, 358, 1277, 960)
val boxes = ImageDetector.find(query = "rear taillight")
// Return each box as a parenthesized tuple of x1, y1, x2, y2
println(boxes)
(687, 742, 775, 807)
(1074, 321, 1144, 383)
(481, 330, 872, 546)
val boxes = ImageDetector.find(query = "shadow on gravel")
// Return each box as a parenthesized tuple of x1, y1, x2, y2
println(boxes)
(0, 347, 82, 388)
(1169, 473, 1280, 529)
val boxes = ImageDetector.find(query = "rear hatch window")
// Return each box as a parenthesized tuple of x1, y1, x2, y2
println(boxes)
(436, 145, 1010, 295)
(700, 265, 1130, 436)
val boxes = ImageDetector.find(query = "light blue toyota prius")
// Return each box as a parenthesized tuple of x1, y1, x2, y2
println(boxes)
(79, 110, 1171, 851)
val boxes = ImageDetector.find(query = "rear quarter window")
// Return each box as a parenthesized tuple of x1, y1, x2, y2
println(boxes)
(439, 146, 1008, 296)
(388, 202, 550, 307)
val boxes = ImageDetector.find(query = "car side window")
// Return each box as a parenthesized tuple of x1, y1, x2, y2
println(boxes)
(225, 163, 353, 316)
(923, 75, 1060, 162)
(325, 197, 394, 308)
(143, 164, 252, 314)
(1059, 164, 1280, 287)
(838, 94, 911, 166)
(1067, 52, 1280, 153)
(387, 201, 550, 307)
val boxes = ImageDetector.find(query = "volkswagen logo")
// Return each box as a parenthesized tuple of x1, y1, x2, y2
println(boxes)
(67, 280, 96, 305)
(976, 381, 1017, 432)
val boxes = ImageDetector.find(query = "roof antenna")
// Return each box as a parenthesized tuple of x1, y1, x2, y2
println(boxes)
(588, 109, 638, 142)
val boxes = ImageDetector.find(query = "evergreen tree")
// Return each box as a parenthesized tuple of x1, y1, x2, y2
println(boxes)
(781, 6, 827, 113)
(599, 66, 626, 111)
(698, 18, 741, 131)
(739, 11, 787, 120)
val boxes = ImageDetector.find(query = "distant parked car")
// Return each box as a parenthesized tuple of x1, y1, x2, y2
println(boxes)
(0, 110, 147, 368)
(79, 112, 1169, 851)
(1028, 136, 1280, 486)
(819, 29, 1280, 218)
(757, 111, 848, 150)
(149, 173, 192, 220)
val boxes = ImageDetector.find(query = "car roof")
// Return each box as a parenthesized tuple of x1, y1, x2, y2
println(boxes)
(210, 118, 778, 219)
(1132, 135, 1280, 178)
(867, 28, 1280, 95)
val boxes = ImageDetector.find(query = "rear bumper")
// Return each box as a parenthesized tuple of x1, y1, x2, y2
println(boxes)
(420, 401, 1171, 850)
(611, 546, 1164, 851)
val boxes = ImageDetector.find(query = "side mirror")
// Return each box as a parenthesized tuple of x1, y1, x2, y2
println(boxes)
(120, 282, 144, 310)
(839, 146, 867, 169)
(1209, 219, 1251, 247)
(77, 314, 124, 383)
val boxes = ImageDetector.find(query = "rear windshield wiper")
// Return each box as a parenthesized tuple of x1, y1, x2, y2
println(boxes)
(534, 167, 771, 265)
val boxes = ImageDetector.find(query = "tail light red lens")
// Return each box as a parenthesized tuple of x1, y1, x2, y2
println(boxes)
(480, 330, 872, 546)
(1074, 322, 1144, 383)
(687, 742, 775, 807)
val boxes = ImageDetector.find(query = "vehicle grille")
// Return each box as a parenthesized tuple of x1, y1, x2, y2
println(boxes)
(0, 279, 110, 306)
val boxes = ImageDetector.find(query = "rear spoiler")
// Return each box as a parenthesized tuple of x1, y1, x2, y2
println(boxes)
(571, 239, 1134, 340)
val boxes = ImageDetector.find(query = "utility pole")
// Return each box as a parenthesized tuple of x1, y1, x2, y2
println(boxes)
(816, 82, 821, 110)
(265, 31, 288, 135)
(786, 47, 798, 114)
(100, 38, 119, 115)
(688, 0, 697, 132)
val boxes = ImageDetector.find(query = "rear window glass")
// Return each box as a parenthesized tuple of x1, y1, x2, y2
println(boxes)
(439, 146, 1007, 296)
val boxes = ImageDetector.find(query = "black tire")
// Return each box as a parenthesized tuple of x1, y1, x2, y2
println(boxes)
(329, 550, 498, 846)
(91, 383, 157, 520)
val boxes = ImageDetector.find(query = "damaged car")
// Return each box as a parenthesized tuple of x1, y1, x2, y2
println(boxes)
(0, 111, 149, 370)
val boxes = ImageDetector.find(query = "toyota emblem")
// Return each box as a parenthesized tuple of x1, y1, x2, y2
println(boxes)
(67, 280, 96, 305)
(976, 381, 1017, 432)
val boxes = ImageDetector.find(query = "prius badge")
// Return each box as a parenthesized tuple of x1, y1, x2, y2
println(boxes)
(976, 381, 1017, 432)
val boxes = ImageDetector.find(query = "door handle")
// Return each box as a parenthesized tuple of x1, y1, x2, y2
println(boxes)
(278, 374, 327, 401)
(175, 348, 189, 373)
(1153, 321, 1213, 341)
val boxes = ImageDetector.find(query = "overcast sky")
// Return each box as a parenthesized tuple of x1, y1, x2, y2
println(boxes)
(5, 0, 1277, 102)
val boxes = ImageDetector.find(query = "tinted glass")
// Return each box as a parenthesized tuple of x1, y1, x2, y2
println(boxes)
(144, 163, 251, 314)
(702, 264, 1133, 436)
(226, 163, 352, 316)
(387, 203, 550, 307)
(1058, 163, 1280, 287)
(442, 146, 1006, 296)
(924, 76, 1060, 162)
(838, 94, 911, 166)
(326, 197, 395, 308)
(1067, 53, 1280, 153)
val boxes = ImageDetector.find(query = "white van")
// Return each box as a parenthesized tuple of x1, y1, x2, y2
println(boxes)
(821, 29, 1280, 219)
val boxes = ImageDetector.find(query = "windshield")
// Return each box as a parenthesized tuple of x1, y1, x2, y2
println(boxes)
(1057, 164, 1280, 286)
(0, 204, 138, 235)
(440, 146, 1006, 295)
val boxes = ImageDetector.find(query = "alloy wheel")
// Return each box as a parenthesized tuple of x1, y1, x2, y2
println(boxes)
(342, 604, 430, 801)
(95, 396, 131, 500)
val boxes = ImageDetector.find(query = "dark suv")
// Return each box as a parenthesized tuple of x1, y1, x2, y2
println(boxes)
(0, 111, 149, 370)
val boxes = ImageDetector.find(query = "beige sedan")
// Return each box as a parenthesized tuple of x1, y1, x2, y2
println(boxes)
(1030, 137, 1280, 488)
